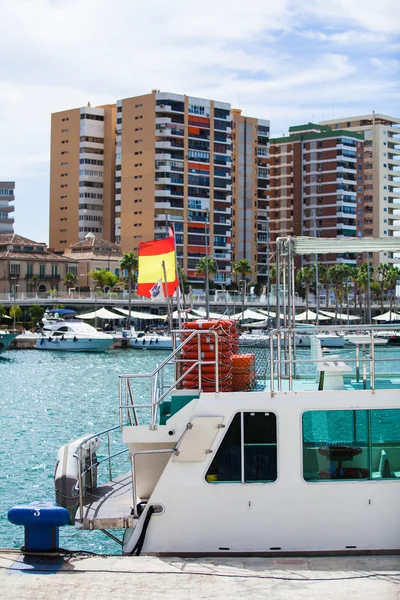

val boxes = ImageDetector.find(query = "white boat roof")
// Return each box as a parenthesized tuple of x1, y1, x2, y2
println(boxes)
(292, 236, 400, 255)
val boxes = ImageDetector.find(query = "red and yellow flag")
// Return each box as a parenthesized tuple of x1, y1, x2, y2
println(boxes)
(137, 229, 179, 298)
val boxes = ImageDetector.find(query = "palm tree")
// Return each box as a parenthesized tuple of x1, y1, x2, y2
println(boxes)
(386, 266, 400, 315)
(28, 275, 39, 294)
(296, 266, 313, 316)
(233, 259, 252, 322)
(195, 257, 217, 282)
(120, 252, 138, 327)
(89, 269, 109, 291)
(63, 272, 78, 290)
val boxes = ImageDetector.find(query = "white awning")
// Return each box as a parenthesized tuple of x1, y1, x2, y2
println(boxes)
(372, 311, 400, 322)
(190, 308, 230, 320)
(231, 309, 271, 321)
(295, 309, 331, 322)
(79, 307, 124, 320)
(113, 307, 165, 320)
(319, 310, 361, 321)
(292, 236, 400, 255)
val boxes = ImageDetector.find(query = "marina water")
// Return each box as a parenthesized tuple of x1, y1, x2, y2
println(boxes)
(1, 345, 400, 553)
(0, 348, 168, 553)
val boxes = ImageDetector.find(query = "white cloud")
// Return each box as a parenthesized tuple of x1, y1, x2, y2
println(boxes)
(0, 0, 399, 241)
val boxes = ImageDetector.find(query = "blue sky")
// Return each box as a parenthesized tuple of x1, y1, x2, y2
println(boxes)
(0, 0, 399, 244)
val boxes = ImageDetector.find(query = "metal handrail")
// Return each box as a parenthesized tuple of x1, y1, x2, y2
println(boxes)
(119, 329, 220, 428)
(269, 324, 400, 394)
(73, 425, 129, 524)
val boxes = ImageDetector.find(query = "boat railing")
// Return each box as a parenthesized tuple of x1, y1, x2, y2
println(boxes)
(269, 323, 400, 394)
(119, 329, 220, 429)
(72, 425, 129, 525)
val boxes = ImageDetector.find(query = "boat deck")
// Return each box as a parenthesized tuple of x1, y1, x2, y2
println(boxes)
(76, 472, 134, 530)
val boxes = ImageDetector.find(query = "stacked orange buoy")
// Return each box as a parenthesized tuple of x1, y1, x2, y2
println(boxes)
(180, 320, 238, 392)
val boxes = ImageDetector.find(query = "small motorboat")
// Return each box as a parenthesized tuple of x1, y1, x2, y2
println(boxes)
(129, 330, 173, 350)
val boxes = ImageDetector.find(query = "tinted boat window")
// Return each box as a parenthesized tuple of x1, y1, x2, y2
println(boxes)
(303, 409, 400, 482)
(206, 412, 277, 484)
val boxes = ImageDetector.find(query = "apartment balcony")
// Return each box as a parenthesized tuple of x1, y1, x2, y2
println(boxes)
(154, 188, 184, 198)
(155, 140, 184, 151)
(0, 217, 14, 224)
(156, 103, 184, 114)
(156, 126, 185, 138)
(337, 165, 357, 175)
(155, 177, 184, 185)
(24, 274, 61, 281)
(154, 201, 171, 210)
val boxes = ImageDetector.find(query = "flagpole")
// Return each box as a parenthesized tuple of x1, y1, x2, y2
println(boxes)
(167, 218, 182, 330)
(162, 260, 173, 331)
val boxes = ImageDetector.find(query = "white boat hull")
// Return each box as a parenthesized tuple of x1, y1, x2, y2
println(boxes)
(35, 337, 113, 352)
(296, 334, 345, 348)
(129, 336, 173, 350)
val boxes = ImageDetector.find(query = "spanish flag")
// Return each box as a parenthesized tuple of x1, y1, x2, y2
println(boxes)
(137, 229, 179, 298)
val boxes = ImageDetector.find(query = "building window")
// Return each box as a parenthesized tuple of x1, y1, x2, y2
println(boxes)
(9, 263, 20, 277)
(303, 409, 400, 482)
(206, 412, 277, 483)
(39, 264, 46, 277)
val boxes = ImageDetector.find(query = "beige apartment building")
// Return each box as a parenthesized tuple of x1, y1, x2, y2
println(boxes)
(231, 110, 270, 281)
(49, 90, 271, 285)
(320, 113, 400, 266)
(49, 103, 116, 252)
(0, 234, 77, 295)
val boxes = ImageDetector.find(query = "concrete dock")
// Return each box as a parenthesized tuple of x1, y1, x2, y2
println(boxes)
(1, 552, 399, 599)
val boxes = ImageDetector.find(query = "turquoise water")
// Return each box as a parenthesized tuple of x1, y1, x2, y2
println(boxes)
(1, 345, 399, 554)
(0, 348, 167, 554)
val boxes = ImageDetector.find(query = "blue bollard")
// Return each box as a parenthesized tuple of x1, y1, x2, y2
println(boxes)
(8, 502, 70, 552)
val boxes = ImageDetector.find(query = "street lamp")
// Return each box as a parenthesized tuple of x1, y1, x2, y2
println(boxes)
(13, 283, 19, 331)
(94, 286, 101, 329)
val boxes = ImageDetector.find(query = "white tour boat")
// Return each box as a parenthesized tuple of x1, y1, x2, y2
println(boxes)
(49, 237, 400, 556)
(35, 309, 114, 352)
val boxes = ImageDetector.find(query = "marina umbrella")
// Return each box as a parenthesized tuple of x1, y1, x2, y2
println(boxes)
(231, 309, 271, 321)
(170, 310, 198, 320)
(295, 310, 330, 322)
(1, 315, 11, 319)
(190, 307, 230, 320)
(79, 307, 124, 320)
(257, 308, 277, 318)
(372, 311, 400, 322)
(319, 310, 361, 321)
(113, 307, 165, 320)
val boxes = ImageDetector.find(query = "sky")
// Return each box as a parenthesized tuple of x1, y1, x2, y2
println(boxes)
(0, 0, 399, 244)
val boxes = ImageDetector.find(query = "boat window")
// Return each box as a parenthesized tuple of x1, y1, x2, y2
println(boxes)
(302, 409, 400, 482)
(57, 326, 68, 332)
(206, 412, 277, 484)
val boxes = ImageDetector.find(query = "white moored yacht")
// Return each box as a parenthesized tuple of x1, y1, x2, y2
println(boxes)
(50, 237, 400, 556)
(35, 309, 114, 352)
(129, 330, 173, 350)
(0, 330, 18, 352)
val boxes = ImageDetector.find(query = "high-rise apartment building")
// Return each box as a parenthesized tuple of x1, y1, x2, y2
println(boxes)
(49, 103, 116, 252)
(49, 91, 271, 285)
(0, 182, 15, 234)
(269, 123, 364, 265)
(320, 114, 400, 266)
(115, 91, 233, 285)
(231, 109, 270, 281)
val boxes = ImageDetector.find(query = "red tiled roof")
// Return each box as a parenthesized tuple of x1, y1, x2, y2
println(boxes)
(0, 250, 73, 262)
